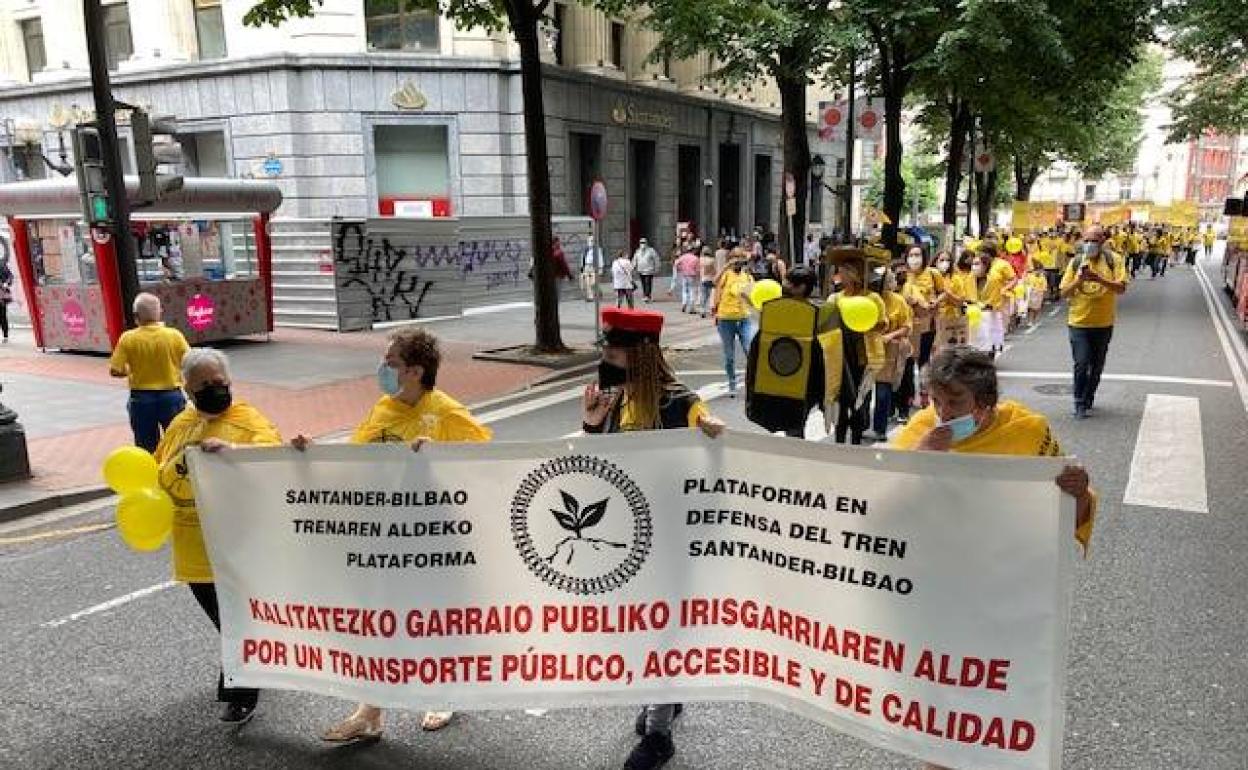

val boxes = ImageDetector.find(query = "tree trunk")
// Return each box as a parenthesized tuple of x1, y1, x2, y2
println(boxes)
(878, 42, 908, 251)
(776, 64, 810, 268)
(942, 99, 970, 226)
(1013, 157, 1040, 202)
(975, 167, 997, 236)
(512, 12, 565, 353)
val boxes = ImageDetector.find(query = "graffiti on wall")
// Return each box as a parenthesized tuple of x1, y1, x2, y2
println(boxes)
(460, 239, 525, 293)
(333, 222, 439, 322)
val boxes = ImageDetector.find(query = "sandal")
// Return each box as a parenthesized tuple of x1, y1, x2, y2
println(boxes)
(321, 709, 383, 743)
(421, 710, 454, 731)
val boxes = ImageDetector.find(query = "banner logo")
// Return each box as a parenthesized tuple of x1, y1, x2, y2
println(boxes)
(510, 456, 652, 595)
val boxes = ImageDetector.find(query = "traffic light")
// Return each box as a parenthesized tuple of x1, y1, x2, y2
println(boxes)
(130, 108, 183, 204)
(72, 124, 111, 226)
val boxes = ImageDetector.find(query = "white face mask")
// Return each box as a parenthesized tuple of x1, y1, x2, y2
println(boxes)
(936, 259, 951, 273)
(973, 264, 986, 277)
(907, 256, 923, 270)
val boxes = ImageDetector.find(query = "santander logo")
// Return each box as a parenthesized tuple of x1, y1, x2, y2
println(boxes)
(61, 299, 87, 337)
(186, 293, 216, 331)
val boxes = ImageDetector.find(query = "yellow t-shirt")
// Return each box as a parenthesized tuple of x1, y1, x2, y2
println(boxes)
(108, 323, 190, 390)
(154, 402, 282, 583)
(1034, 247, 1056, 269)
(902, 267, 942, 309)
(619, 395, 709, 432)
(952, 269, 1006, 310)
(989, 257, 1017, 286)
(351, 390, 492, 445)
(881, 290, 913, 333)
(715, 270, 754, 321)
(1060, 254, 1128, 328)
(1203, 231, 1216, 248)
(891, 399, 1096, 550)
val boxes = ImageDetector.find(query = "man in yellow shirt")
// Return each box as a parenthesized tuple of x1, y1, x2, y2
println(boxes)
(1060, 227, 1128, 420)
(712, 253, 756, 397)
(109, 292, 190, 452)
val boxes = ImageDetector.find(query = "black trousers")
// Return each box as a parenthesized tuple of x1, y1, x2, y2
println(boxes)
(189, 582, 260, 707)
(0, 301, 8, 338)
(639, 274, 654, 299)
(1069, 326, 1113, 410)
(835, 366, 868, 445)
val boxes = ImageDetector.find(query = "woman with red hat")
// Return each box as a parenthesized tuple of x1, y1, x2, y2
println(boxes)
(582, 307, 724, 770)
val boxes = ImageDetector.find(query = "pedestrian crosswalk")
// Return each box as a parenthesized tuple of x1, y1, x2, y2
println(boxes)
(1123, 394, 1209, 513)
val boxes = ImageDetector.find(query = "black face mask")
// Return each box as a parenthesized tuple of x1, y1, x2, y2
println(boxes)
(598, 360, 628, 389)
(192, 383, 233, 415)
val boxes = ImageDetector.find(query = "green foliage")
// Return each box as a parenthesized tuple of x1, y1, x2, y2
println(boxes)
(866, 154, 941, 218)
(1166, 0, 1248, 140)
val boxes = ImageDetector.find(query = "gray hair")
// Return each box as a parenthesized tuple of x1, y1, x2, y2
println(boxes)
(133, 292, 162, 322)
(928, 345, 998, 407)
(181, 347, 231, 382)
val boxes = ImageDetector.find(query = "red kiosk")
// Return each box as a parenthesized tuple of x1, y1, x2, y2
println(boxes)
(0, 177, 281, 352)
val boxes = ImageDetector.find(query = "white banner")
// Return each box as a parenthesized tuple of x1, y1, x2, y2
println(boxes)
(190, 432, 1074, 770)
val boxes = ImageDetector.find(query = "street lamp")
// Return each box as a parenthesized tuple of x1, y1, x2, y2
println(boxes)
(811, 154, 826, 184)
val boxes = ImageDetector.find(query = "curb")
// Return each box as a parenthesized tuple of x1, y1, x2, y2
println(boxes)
(0, 485, 113, 526)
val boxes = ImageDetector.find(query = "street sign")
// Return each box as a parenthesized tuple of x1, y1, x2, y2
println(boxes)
(818, 101, 846, 143)
(262, 156, 283, 177)
(590, 180, 608, 221)
(784, 172, 796, 199)
(973, 143, 995, 173)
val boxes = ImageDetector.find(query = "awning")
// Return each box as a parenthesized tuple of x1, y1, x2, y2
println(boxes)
(0, 177, 283, 217)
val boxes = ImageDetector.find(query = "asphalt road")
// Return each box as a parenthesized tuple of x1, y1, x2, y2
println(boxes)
(1, 256, 1246, 769)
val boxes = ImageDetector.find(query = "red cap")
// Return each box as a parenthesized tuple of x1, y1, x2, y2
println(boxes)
(602, 308, 664, 345)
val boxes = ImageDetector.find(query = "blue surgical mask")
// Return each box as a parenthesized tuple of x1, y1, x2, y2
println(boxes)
(942, 413, 979, 443)
(377, 362, 401, 396)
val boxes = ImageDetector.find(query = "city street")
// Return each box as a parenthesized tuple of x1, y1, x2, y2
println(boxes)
(1, 254, 1245, 769)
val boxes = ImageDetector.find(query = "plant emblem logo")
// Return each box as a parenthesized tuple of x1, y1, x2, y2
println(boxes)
(511, 456, 652, 595)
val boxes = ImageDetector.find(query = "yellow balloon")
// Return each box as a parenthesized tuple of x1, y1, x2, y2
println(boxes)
(1006, 237, 1024, 254)
(102, 446, 159, 495)
(966, 304, 983, 325)
(750, 279, 783, 309)
(839, 295, 880, 333)
(116, 488, 174, 553)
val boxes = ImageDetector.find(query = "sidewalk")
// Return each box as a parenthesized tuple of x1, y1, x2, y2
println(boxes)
(0, 293, 714, 518)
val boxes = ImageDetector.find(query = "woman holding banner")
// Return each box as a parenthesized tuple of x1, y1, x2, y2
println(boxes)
(890, 345, 1096, 770)
(292, 326, 492, 743)
(153, 348, 282, 725)
(582, 307, 724, 770)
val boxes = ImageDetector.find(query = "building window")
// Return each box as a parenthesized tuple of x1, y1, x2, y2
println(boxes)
(373, 124, 451, 216)
(552, 4, 566, 66)
(1084, 183, 1096, 201)
(1119, 186, 1132, 201)
(662, 51, 671, 79)
(365, 0, 440, 52)
(609, 22, 624, 69)
(20, 18, 45, 78)
(195, 0, 227, 60)
(179, 131, 229, 176)
(104, 2, 133, 70)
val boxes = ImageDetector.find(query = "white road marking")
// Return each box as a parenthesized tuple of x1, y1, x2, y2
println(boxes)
(1123, 394, 1208, 513)
(997, 371, 1233, 388)
(42, 581, 178, 629)
(476, 386, 584, 424)
(1192, 262, 1248, 414)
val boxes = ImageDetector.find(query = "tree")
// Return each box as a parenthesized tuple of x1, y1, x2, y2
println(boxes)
(1165, 0, 1248, 141)
(845, 0, 960, 250)
(865, 155, 940, 223)
(634, 0, 855, 263)
(245, 0, 569, 353)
